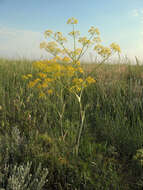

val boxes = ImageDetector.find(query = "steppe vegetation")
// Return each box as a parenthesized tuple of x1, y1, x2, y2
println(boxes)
(0, 18, 143, 189)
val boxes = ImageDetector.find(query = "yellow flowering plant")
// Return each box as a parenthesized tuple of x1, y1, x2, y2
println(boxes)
(23, 17, 121, 156)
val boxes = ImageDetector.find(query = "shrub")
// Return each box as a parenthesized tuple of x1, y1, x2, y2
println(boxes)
(0, 162, 48, 190)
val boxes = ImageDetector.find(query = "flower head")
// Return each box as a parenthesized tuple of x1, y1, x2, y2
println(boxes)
(94, 44, 111, 57)
(54, 32, 67, 44)
(86, 76, 96, 84)
(68, 30, 80, 37)
(39, 91, 46, 98)
(62, 56, 71, 62)
(40, 41, 47, 49)
(78, 37, 91, 46)
(67, 17, 78, 24)
(44, 30, 53, 37)
(88, 26, 100, 35)
(47, 89, 53, 94)
(93, 37, 101, 43)
(110, 43, 121, 53)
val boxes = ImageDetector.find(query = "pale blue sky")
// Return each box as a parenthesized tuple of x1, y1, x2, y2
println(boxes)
(0, 0, 143, 60)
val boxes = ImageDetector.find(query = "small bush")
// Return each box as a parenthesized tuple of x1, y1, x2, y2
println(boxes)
(0, 162, 48, 190)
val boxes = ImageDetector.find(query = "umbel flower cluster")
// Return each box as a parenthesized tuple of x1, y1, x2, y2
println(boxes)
(23, 17, 121, 99)
(23, 57, 96, 98)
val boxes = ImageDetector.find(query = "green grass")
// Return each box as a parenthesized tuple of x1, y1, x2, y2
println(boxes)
(0, 58, 143, 189)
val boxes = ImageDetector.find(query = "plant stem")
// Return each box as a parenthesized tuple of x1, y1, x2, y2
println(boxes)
(73, 24, 76, 63)
(75, 91, 85, 156)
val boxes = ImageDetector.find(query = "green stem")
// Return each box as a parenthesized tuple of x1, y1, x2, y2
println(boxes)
(76, 34, 94, 62)
(75, 90, 85, 156)
(73, 24, 76, 63)
(75, 109, 85, 156)
(57, 89, 65, 138)
(85, 55, 111, 78)
(51, 36, 73, 60)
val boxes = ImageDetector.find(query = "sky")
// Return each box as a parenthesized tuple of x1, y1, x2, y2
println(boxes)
(0, 0, 143, 61)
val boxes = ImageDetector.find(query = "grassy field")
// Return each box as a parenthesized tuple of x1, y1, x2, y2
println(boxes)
(0, 58, 143, 189)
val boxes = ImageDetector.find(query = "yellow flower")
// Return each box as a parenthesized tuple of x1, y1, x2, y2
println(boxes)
(62, 48, 71, 55)
(22, 75, 29, 80)
(47, 41, 58, 48)
(39, 92, 46, 98)
(62, 56, 71, 62)
(67, 17, 78, 24)
(44, 78, 53, 83)
(70, 86, 82, 92)
(78, 37, 91, 45)
(40, 41, 47, 49)
(77, 67, 84, 73)
(54, 32, 67, 43)
(94, 44, 104, 51)
(41, 82, 48, 88)
(86, 76, 96, 84)
(74, 48, 82, 55)
(44, 30, 53, 37)
(93, 37, 101, 43)
(38, 72, 47, 78)
(28, 81, 36, 88)
(47, 89, 53, 94)
(22, 74, 32, 80)
(95, 28, 100, 35)
(28, 78, 41, 88)
(66, 66, 76, 76)
(72, 78, 84, 86)
(42, 41, 62, 55)
(101, 47, 111, 56)
(88, 26, 100, 35)
(74, 61, 80, 65)
(110, 43, 121, 53)
(71, 78, 84, 92)
(54, 56, 62, 61)
(68, 30, 80, 37)
(94, 45, 111, 57)
(37, 84, 42, 89)
(27, 74, 32, 78)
